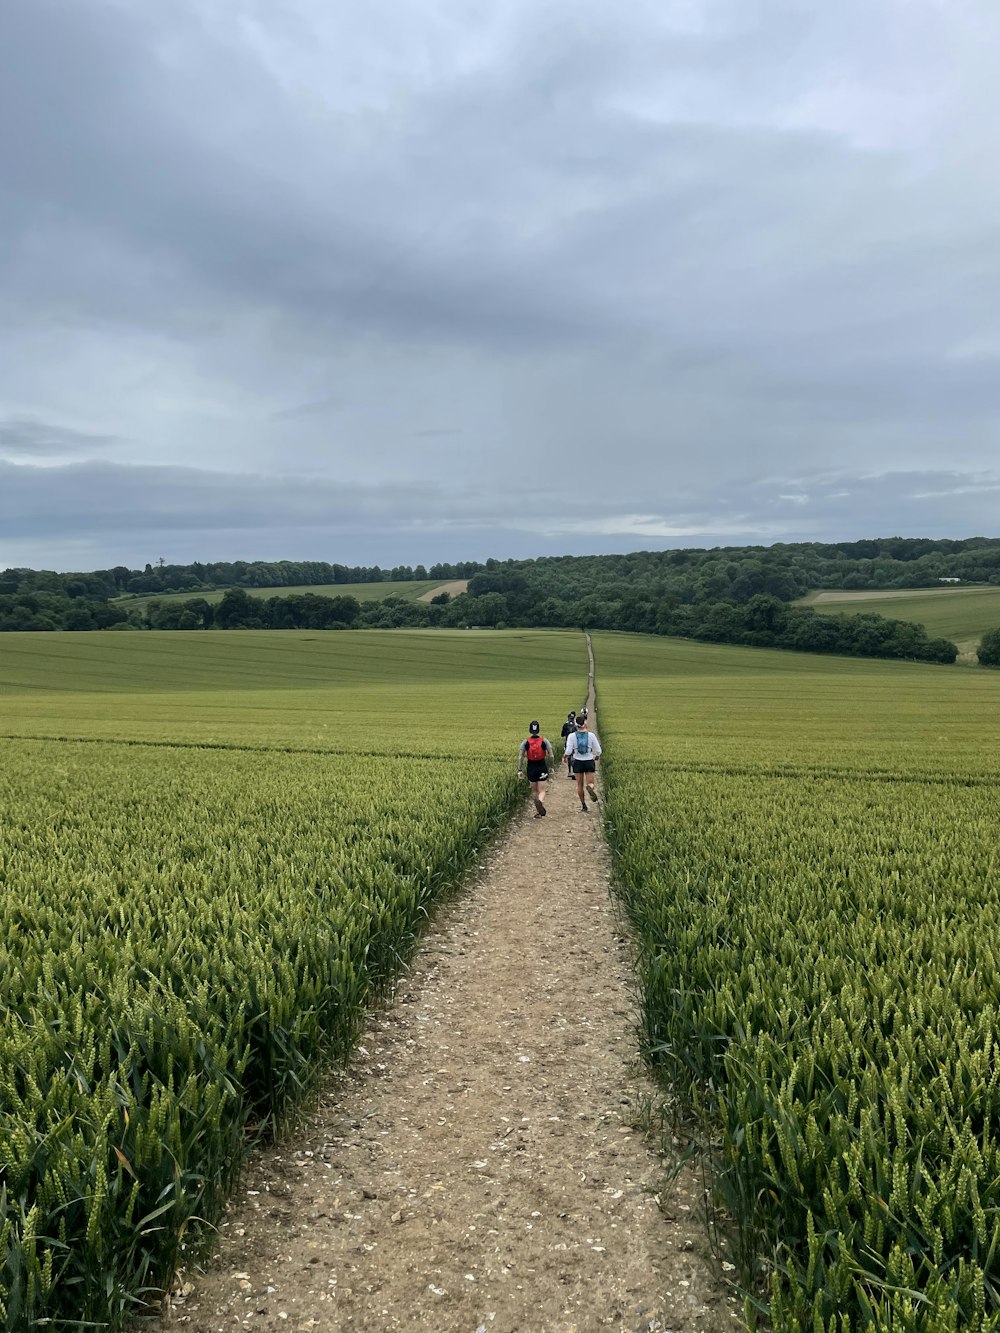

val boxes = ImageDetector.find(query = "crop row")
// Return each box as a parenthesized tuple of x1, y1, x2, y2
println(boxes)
(596, 633, 1000, 1331)
(0, 736, 523, 1329)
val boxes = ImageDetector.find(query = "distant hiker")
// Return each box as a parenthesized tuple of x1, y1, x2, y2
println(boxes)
(517, 721, 555, 817)
(560, 711, 578, 779)
(564, 718, 602, 812)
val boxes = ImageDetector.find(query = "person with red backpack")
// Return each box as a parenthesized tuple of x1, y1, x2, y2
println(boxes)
(517, 720, 555, 817)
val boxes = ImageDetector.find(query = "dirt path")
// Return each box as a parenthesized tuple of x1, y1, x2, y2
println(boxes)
(157, 662, 738, 1332)
(417, 579, 469, 602)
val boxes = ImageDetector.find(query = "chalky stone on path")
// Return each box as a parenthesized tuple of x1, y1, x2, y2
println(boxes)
(157, 703, 738, 1332)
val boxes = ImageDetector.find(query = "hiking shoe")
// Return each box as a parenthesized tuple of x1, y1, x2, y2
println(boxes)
(580, 803, 588, 812)
(588, 789, 599, 803)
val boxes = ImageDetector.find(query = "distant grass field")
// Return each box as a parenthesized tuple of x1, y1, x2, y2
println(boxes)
(798, 585, 1000, 657)
(116, 579, 452, 611)
(594, 630, 1000, 776)
(0, 628, 584, 756)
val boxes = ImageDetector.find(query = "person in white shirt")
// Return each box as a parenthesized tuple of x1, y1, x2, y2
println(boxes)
(563, 718, 602, 812)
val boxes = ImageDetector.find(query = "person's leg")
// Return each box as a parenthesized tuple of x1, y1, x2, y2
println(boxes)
(575, 769, 588, 810)
(531, 780, 546, 815)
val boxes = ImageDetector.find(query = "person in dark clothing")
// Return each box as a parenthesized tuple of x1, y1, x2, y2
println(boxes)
(559, 711, 577, 779)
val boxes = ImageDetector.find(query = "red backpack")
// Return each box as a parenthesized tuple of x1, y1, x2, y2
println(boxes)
(525, 735, 546, 762)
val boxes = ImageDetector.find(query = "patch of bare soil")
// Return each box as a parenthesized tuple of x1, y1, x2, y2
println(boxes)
(809, 588, 977, 604)
(418, 580, 469, 602)
(156, 701, 739, 1333)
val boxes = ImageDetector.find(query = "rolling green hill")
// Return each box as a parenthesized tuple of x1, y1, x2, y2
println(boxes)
(798, 585, 1000, 659)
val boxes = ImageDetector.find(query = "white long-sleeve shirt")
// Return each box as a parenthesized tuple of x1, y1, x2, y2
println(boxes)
(563, 729, 602, 761)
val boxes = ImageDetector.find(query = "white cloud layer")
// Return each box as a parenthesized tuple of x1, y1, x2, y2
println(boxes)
(1, 0, 999, 568)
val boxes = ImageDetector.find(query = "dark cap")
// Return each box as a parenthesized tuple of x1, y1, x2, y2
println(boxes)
(529, 720, 540, 735)
(576, 719, 588, 730)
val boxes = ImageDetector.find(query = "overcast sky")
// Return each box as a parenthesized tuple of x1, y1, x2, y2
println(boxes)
(2, 0, 999, 572)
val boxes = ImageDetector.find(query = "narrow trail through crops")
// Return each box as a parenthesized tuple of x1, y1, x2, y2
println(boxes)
(157, 644, 738, 1333)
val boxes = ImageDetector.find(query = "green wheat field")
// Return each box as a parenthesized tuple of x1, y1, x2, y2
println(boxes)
(3, 628, 1000, 1330)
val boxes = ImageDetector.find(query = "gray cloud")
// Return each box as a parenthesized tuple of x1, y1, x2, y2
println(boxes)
(2, 458, 998, 575)
(1, 0, 999, 568)
(0, 460, 426, 538)
(0, 416, 119, 459)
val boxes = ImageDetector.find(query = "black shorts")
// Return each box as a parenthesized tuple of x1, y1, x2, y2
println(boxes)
(573, 759, 596, 775)
(525, 760, 549, 782)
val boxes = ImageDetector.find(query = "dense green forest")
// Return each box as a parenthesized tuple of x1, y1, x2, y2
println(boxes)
(149, 587, 957, 663)
(8, 535, 1000, 662)
(0, 558, 483, 602)
(6, 535, 1000, 605)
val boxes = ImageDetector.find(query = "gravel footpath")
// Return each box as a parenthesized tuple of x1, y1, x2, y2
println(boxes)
(156, 688, 739, 1333)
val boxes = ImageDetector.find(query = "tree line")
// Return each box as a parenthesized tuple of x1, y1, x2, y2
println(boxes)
(0, 558, 484, 601)
(129, 585, 956, 664)
(0, 592, 131, 632)
(6, 535, 1000, 605)
(11, 534, 1000, 663)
